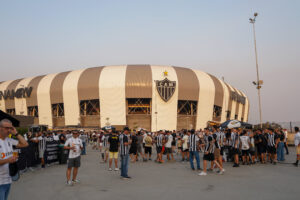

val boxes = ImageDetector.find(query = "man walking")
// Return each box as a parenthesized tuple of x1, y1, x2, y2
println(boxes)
(188, 129, 201, 170)
(64, 131, 83, 186)
(119, 127, 131, 179)
(0, 119, 28, 200)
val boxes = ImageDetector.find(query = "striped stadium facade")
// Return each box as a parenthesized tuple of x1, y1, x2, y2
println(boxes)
(0, 65, 249, 131)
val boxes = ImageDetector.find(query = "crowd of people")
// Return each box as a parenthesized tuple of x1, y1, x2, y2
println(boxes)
(1, 118, 300, 200)
(88, 126, 299, 177)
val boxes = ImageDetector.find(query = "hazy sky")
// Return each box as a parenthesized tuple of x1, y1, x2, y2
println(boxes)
(0, 0, 299, 124)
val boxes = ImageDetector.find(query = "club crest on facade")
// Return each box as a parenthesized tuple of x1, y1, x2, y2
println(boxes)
(155, 71, 176, 102)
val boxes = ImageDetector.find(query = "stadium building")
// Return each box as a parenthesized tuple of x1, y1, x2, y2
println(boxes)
(0, 65, 249, 131)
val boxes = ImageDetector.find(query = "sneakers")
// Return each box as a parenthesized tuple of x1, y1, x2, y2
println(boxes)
(72, 179, 80, 184)
(114, 168, 119, 171)
(198, 171, 207, 176)
(122, 176, 132, 180)
(66, 181, 73, 186)
(108, 168, 112, 171)
(233, 163, 239, 167)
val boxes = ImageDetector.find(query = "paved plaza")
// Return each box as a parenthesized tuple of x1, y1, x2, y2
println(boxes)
(9, 146, 299, 200)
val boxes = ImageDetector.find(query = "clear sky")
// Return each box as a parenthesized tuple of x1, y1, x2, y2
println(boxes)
(0, 0, 299, 124)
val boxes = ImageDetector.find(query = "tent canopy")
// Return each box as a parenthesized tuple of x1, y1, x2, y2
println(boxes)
(0, 110, 20, 127)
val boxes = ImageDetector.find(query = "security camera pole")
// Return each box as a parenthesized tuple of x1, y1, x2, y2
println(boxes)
(249, 12, 263, 128)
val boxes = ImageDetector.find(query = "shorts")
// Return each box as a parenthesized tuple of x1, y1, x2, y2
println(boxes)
(242, 149, 250, 156)
(129, 146, 137, 155)
(214, 148, 220, 159)
(183, 149, 189, 153)
(204, 153, 214, 161)
(232, 148, 240, 155)
(165, 147, 172, 154)
(156, 146, 162, 154)
(220, 147, 224, 156)
(171, 141, 176, 146)
(178, 146, 183, 151)
(145, 146, 152, 154)
(39, 149, 45, 159)
(137, 145, 142, 153)
(258, 145, 267, 154)
(109, 151, 118, 159)
(268, 146, 276, 154)
(68, 156, 81, 168)
(250, 150, 255, 156)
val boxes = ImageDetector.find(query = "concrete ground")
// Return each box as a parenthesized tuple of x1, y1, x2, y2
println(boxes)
(9, 146, 299, 200)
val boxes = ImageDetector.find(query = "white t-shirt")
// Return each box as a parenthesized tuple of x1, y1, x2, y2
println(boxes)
(182, 135, 189, 150)
(240, 135, 250, 150)
(294, 132, 300, 146)
(165, 135, 173, 148)
(64, 137, 83, 159)
(0, 137, 19, 185)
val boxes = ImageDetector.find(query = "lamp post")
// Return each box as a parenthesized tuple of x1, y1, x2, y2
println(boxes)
(249, 13, 263, 128)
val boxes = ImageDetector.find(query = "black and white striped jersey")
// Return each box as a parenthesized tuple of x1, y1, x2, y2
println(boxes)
(156, 134, 163, 147)
(188, 134, 199, 151)
(119, 133, 129, 156)
(38, 136, 46, 151)
(267, 133, 275, 147)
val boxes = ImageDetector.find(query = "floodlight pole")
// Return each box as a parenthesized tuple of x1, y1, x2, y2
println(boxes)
(250, 13, 263, 129)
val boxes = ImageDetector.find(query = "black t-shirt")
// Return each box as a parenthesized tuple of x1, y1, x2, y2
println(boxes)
(259, 134, 268, 146)
(172, 133, 176, 142)
(108, 135, 119, 152)
(131, 135, 138, 147)
(59, 134, 66, 144)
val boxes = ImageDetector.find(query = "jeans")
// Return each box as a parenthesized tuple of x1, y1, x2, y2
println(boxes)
(189, 151, 201, 170)
(277, 142, 285, 161)
(120, 154, 129, 177)
(81, 142, 86, 155)
(0, 184, 11, 200)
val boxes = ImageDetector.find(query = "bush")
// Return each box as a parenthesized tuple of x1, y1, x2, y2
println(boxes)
(16, 127, 28, 136)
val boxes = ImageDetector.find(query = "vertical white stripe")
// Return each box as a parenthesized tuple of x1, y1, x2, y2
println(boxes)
(218, 79, 230, 123)
(151, 66, 178, 131)
(99, 66, 127, 127)
(192, 70, 215, 129)
(0, 80, 14, 112)
(14, 77, 35, 115)
(63, 69, 86, 126)
(37, 73, 58, 128)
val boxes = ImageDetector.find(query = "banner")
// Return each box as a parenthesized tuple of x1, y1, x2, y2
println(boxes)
(44, 140, 59, 164)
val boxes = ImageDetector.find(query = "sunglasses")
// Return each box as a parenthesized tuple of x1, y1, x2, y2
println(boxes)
(1, 126, 13, 130)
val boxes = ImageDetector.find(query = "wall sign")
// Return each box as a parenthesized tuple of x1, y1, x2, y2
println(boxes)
(0, 87, 33, 100)
(155, 71, 176, 102)
(230, 91, 246, 105)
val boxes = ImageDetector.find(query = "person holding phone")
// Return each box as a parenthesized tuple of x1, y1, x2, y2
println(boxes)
(0, 119, 28, 200)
